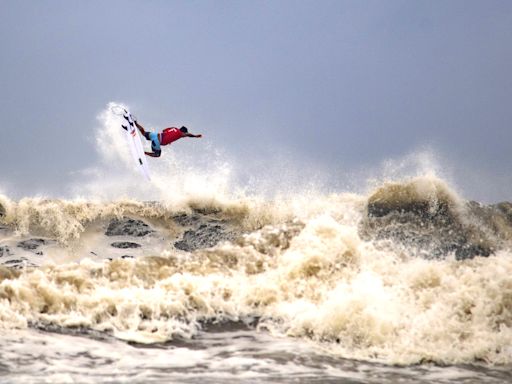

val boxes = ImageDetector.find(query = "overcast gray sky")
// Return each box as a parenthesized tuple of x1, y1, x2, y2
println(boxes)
(1, 0, 511, 201)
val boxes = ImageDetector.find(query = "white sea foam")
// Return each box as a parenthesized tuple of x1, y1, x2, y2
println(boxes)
(0, 180, 511, 365)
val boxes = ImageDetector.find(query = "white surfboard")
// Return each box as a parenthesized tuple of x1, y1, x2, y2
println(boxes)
(121, 110, 151, 181)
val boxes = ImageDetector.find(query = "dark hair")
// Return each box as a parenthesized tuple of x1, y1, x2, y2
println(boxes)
(180, 126, 188, 133)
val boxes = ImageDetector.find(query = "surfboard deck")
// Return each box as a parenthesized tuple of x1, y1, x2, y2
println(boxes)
(121, 110, 151, 181)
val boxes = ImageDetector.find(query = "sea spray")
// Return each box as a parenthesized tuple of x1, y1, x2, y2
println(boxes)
(0, 177, 512, 365)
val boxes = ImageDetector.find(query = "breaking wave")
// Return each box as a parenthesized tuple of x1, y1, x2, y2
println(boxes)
(1, 173, 512, 366)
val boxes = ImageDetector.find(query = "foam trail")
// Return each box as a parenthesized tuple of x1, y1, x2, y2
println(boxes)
(71, 102, 237, 206)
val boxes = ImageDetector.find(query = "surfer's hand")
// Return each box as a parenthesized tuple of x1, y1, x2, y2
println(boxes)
(196, 134, 202, 138)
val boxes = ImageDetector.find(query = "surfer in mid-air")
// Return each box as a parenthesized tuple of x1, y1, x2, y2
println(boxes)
(126, 116, 202, 157)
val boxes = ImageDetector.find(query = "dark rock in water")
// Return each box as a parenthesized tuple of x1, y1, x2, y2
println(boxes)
(367, 198, 447, 219)
(455, 244, 491, 260)
(174, 222, 238, 252)
(171, 211, 244, 252)
(17, 238, 47, 251)
(172, 213, 201, 227)
(0, 203, 5, 218)
(0, 246, 11, 257)
(111, 242, 141, 249)
(121, 255, 135, 259)
(105, 217, 154, 237)
(360, 181, 512, 260)
(4, 259, 26, 265)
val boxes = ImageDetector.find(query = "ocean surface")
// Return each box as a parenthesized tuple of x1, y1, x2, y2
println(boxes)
(0, 105, 511, 383)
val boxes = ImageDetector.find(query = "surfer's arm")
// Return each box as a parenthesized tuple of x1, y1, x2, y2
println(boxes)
(184, 133, 202, 138)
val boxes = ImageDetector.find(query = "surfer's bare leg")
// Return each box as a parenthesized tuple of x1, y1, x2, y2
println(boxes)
(135, 121, 146, 136)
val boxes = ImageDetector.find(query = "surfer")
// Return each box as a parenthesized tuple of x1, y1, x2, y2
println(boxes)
(132, 120, 202, 157)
